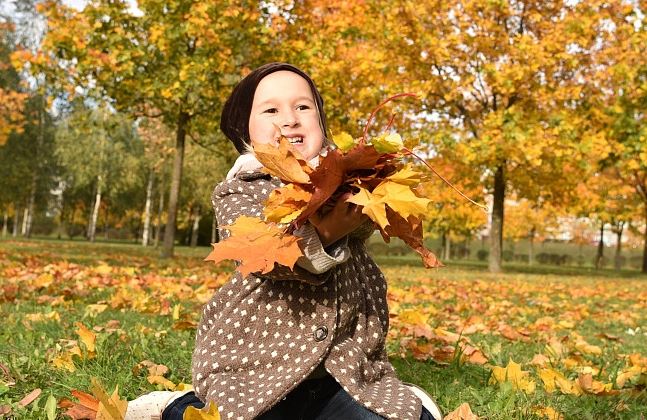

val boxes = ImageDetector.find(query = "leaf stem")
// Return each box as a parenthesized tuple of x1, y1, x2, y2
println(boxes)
(362, 93, 418, 144)
(403, 147, 489, 213)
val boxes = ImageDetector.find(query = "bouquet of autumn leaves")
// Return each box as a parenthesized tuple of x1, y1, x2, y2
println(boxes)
(205, 98, 452, 276)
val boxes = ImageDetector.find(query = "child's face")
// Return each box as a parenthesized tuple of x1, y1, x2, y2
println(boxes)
(249, 70, 324, 161)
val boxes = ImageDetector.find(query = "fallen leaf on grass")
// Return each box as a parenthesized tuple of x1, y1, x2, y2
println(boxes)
(538, 368, 582, 396)
(577, 373, 617, 395)
(90, 377, 127, 420)
(530, 354, 550, 367)
(18, 388, 41, 407)
(184, 401, 221, 420)
(147, 375, 176, 390)
(498, 324, 530, 342)
(444, 402, 478, 419)
(134, 360, 169, 377)
(533, 406, 563, 420)
(76, 322, 97, 356)
(59, 390, 99, 419)
(460, 344, 488, 365)
(490, 359, 536, 394)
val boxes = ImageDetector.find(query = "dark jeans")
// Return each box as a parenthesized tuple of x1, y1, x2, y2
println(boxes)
(163, 375, 436, 420)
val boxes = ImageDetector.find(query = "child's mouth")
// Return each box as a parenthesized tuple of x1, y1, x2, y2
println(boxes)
(288, 136, 304, 144)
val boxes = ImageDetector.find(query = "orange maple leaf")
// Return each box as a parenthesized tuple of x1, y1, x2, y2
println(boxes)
(205, 216, 304, 277)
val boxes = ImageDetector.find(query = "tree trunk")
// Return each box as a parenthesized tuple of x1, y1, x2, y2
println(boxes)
(161, 111, 189, 258)
(190, 205, 201, 247)
(444, 232, 451, 260)
(211, 212, 218, 244)
(24, 173, 37, 238)
(489, 165, 505, 273)
(21, 206, 29, 236)
(528, 227, 535, 266)
(154, 178, 165, 248)
(12, 206, 19, 237)
(142, 171, 154, 246)
(88, 175, 102, 242)
(2, 211, 8, 237)
(642, 206, 647, 273)
(614, 222, 624, 270)
(595, 222, 604, 269)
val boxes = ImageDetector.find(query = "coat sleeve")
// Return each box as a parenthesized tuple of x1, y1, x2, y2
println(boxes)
(212, 175, 349, 285)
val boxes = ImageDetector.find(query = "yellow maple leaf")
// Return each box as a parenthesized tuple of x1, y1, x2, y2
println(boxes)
(372, 132, 404, 153)
(489, 359, 536, 394)
(52, 352, 76, 372)
(538, 368, 581, 396)
(533, 406, 563, 420)
(347, 188, 390, 229)
(147, 375, 176, 390)
(385, 163, 423, 186)
(332, 132, 355, 152)
(75, 322, 96, 356)
(373, 181, 430, 219)
(90, 378, 127, 420)
(184, 402, 221, 420)
(264, 183, 312, 224)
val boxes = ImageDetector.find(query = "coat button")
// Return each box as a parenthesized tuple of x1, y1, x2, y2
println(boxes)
(314, 326, 328, 341)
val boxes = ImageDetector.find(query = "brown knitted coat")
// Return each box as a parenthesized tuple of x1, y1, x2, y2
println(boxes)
(192, 170, 422, 420)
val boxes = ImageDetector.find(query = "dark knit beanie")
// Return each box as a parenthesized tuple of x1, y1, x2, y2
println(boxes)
(220, 62, 329, 154)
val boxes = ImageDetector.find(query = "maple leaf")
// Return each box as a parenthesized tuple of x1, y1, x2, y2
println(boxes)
(253, 137, 312, 184)
(59, 390, 99, 420)
(385, 163, 423, 186)
(90, 377, 127, 420)
(538, 368, 581, 396)
(75, 322, 97, 357)
(489, 359, 536, 394)
(205, 216, 304, 277)
(264, 183, 313, 224)
(371, 132, 404, 153)
(444, 402, 478, 420)
(184, 402, 221, 420)
(332, 132, 355, 152)
(381, 209, 443, 268)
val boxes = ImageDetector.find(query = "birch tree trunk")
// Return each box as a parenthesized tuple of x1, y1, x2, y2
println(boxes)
(142, 171, 154, 246)
(88, 175, 102, 242)
(154, 179, 165, 248)
(528, 227, 535, 266)
(190, 205, 201, 248)
(21, 206, 29, 236)
(24, 173, 37, 237)
(12, 205, 19, 237)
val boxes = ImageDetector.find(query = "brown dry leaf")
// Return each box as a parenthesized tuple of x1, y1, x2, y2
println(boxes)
(59, 390, 99, 419)
(253, 137, 311, 184)
(134, 360, 169, 377)
(205, 216, 303, 277)
(90, 378, 127, 420)
(444, 402, 478, 420)
(382, 209, 442, 268)
(18, 388, 41, 407)
(460, 344, 488, 365)
(498, 324, 530, 342)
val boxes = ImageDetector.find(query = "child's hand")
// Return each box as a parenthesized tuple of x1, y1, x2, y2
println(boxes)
(309, 193, 368, 247)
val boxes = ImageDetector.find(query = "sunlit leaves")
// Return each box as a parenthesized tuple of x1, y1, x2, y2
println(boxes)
(489, 359, 536, 394)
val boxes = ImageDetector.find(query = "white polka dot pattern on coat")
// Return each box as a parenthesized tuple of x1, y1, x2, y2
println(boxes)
(193, 171, 422, 420)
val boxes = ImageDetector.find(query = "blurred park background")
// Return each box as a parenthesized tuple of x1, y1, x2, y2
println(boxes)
(1, 0, 646, 274)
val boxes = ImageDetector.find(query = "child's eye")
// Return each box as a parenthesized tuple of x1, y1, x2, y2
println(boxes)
(263, 108, 278, 114)
(296, 104, 311, 111)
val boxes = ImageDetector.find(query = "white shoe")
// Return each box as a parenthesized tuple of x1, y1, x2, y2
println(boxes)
(125, 390, 193, 420)
(405, 383, 443, 420)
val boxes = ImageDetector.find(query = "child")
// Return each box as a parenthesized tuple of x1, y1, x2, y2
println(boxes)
(126, 63, 442, 420)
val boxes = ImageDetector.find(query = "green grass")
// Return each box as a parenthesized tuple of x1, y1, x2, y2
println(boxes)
(1, 238, 646, 419)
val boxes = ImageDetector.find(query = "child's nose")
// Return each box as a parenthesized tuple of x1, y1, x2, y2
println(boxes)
(281, 110, 298, 127)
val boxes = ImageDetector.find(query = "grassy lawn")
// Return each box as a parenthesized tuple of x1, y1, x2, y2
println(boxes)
(1, 238, 646, 419)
